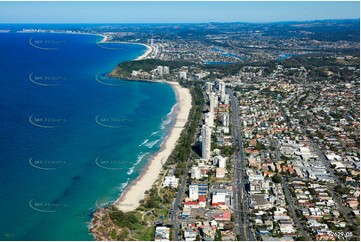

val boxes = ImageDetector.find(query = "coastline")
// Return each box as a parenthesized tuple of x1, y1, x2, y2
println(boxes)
(17, 31, 153, 58)
(134, 43, 153, 60)
(18, 30, 108, 42)
(114, 81, 192, 212)
(45, 29, 171, 228)
(37, 31, 159, 212)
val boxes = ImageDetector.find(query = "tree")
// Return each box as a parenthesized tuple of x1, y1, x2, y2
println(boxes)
(145, 199, 159, 209)
(215, 229, 222, 241)
(109, 207, 140, 230)
(111, 229, 117, 240)
(207, 170, 213, 181)
(117, 229, 129, 240)
(272, 175, 282, 183)
(308, 188, 316, 196)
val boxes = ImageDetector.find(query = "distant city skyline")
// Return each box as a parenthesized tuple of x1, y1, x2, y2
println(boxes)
(0, 1, 359, 24)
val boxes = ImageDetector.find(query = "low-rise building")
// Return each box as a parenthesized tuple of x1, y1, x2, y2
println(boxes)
(184, 228, 198, 241)
(162, 175, 179, 188)
(199, 195, 207, 208)
(184, 201, 200, 209)
(212, 192, 226, 207)
(155, 226, 170, 241)
(212, 211, 231, 221)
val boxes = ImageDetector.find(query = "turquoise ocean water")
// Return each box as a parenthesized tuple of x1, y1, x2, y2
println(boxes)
(0, 32, 176, 240)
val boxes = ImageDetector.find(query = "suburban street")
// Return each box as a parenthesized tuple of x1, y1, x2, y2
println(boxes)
(170, 157, 191, 241)
(281, 177, 313, 240)
(170, 90, 207, 241)
(272, 137, 312, 240)
(278, 104, 359, 234)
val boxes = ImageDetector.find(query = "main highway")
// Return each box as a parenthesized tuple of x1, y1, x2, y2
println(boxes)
(229, 89, 255, 241)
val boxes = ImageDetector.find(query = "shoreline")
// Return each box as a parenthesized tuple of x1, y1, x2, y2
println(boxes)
(24, 30, 166, 212)
(16, 31, 152, 58)
(114, 81, 192, 212)
(134, 43, 153, 60)
(17, 30, 107, 42)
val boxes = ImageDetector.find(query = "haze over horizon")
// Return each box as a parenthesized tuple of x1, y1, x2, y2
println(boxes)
(0, 1, 359, 24)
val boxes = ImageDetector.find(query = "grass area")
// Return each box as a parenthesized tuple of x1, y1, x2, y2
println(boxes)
(139, 227, 155, 241)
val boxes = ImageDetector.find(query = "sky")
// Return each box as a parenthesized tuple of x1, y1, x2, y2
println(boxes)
(0, 1, 359, 24)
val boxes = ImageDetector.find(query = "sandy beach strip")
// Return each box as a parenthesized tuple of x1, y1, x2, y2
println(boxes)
(134, 43, 153, 60)
(18, 30, 109, 42)
(114, 82, 192, 212)
(99, 34, 108, 43)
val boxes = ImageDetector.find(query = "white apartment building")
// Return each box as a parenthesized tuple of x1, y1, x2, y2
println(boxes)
(205, 112, 214, 128)
(191, 166, 201, 180)
(213, 155, 226, 168)
(179, 71, 187, 79)
(163, 66, 169, 74)
(201, 125, 211, 161)
(189, 184, 199, 200)
(157, 66, 163, 75)
(222, 113, 229, 127)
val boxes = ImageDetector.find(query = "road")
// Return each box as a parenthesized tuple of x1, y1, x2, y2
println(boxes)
(169, 157, 191, 241)
(281, 177, 313, 240)
(271, 137, 312, 240)
(229, 89, 255, 241)
(292, 117, 357, 228)
(170, 89, 207, 240)
(308, 138, 357, 229)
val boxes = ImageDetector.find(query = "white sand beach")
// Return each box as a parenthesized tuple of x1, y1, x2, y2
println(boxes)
(115, 82, 192, 212)
(135, 43, 153, 60)
(99, 34, 108, 43)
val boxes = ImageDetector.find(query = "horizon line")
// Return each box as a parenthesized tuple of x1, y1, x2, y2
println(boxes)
(1, 18, 360, 25)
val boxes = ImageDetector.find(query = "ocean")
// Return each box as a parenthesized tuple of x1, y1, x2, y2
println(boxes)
(0, 32, 176, 240)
